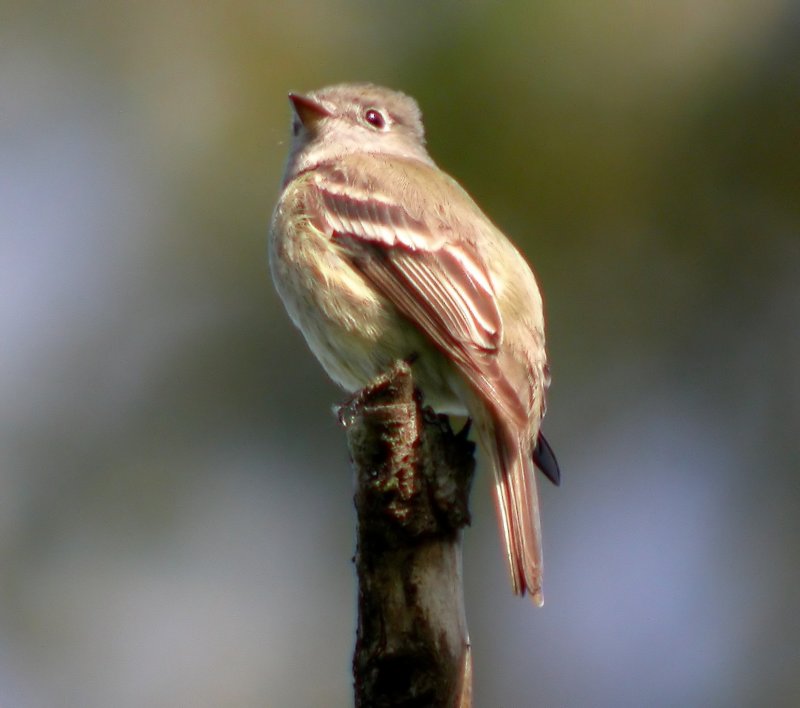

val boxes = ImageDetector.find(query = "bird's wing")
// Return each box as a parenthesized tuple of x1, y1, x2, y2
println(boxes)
(533, 431, 560, 486)
(306, 159, 529, 427)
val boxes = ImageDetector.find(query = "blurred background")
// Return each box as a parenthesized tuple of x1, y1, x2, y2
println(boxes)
(2, 1, 798, 706)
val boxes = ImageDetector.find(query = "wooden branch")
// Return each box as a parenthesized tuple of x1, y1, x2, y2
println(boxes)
(339, 361, 475, 708)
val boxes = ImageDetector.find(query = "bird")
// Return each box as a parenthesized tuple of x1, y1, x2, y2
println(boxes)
(269, 83, 559, 605)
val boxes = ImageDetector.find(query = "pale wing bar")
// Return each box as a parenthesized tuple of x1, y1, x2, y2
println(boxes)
(314, 182, 529, 427)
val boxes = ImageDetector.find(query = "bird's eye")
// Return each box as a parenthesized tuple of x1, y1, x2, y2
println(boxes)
(292, 118, 302, 136)
(364, 108, 387, 130)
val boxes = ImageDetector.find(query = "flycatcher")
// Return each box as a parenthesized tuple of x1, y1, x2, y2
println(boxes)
(269, 83, 559, 605)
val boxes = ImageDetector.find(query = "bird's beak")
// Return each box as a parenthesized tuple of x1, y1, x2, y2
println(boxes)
(288, 92, 332, 127)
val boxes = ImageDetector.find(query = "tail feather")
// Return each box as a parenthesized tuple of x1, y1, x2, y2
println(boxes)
(490, 424, 544, 605)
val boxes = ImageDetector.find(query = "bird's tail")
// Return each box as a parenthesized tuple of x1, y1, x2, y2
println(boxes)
(486, 423, 544, 605)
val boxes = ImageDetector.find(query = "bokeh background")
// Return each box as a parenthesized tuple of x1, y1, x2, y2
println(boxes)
(2, 1, 798, 706)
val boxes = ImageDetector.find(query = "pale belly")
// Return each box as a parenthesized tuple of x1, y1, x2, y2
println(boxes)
(269, 206, 466, 414)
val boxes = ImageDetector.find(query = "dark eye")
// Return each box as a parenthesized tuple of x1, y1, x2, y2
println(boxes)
(364, 108, 387, 130)
(292, 118, 302, 136)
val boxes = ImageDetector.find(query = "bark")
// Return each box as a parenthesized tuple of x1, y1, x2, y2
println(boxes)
(340, 361, 474, 708)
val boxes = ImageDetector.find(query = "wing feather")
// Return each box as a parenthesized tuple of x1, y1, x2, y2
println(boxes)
(310, 165, 528, 426)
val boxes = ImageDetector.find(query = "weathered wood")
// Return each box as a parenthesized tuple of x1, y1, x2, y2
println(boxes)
(340, 361, 474, 708)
